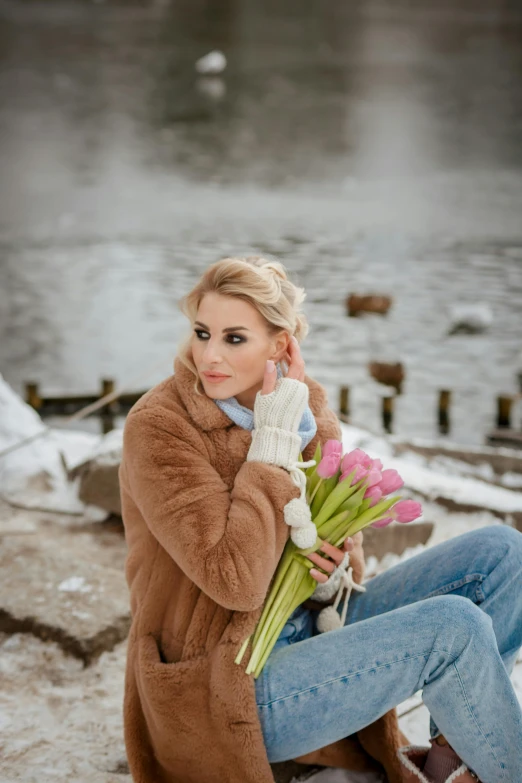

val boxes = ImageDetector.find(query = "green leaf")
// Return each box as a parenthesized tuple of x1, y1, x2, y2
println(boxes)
(350, 494, 401, 528)
(312, 469, 365, 528)
(310, 479, 329, 518)
(337, 483, 367, 513)
(307, 469, 321, 496)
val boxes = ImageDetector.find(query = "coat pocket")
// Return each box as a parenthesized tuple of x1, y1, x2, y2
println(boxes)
(135, 634, 213, 772)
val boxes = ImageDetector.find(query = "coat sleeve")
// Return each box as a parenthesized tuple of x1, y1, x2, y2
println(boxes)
(119, 407, 302, 613)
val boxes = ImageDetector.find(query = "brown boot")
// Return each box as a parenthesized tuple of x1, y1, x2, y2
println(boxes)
(397, 743, 482, 782)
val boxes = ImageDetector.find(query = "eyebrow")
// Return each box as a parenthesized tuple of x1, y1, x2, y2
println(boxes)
(194, 321, 251, 333)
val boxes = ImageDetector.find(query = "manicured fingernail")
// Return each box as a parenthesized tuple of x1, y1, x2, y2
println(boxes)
(266, 360, 275, 372)
(310, 569, 318, 577)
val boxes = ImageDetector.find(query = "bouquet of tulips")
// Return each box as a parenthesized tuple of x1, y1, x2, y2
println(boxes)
(235, 440, 422, 678)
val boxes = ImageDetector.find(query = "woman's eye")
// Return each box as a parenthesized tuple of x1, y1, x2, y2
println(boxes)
(194, 329, 244, 345)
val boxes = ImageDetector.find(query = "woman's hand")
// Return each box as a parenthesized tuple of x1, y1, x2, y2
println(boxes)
(302, 532, 365, 610)
(306, 536, 356, 582)
(261, 335, 304, 395)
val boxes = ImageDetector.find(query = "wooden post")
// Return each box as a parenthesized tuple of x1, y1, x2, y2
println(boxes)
(496, 396, 513, 429)
(100, 378, 116, 434)
(339, 385, 350, 422)
(438, 390, 451, 435)
(382, 396, 394, 433)
(25, 382, 42, 410)
(101, 378, 115, 398)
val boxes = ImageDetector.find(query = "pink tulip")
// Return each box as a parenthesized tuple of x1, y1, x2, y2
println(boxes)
(390, 500, 422, 523)
(339, 462, 368, 485)
(378, 469, 405, 496)
(341, 448, 372, 475)
(323, 439, 343, 458)
(317, 452, 341, 478)
(365, 467, 382, 488)
(371, 516, 393, 528)
(372, 458, 383, 471)
(364, 486, 382, 507)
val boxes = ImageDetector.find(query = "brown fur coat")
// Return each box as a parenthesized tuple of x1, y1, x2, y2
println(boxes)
(118, 356, 409, 783)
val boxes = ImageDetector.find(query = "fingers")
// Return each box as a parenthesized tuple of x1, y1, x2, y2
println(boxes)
(307, 537, 355, 582)
(307, 551, 336, 574)
(310, 568, 329, 584)
(307, 539, 349, 573)
(320, 540, 348, 565)
(285, 336, 305, 381)
(263, 336, 304, 393)
(260, 359, 278, 395)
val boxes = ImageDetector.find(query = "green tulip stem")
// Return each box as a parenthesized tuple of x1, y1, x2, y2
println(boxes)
(234, 634, 251, 665)
(253, 570, 310, 678)
(308, 476, 323, 506)
(251, 542, 299, 649)
(246, 560, 301, 674)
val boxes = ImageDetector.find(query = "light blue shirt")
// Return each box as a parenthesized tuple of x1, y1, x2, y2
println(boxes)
(214, 363, 317, 452)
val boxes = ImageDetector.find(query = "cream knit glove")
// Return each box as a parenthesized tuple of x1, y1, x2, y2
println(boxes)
(314, 550, 367, 634)
(246, 376, 318, 549)
(247, 376, 308, 468)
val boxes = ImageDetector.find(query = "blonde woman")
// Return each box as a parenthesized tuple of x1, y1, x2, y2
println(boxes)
(118, 256, 522, 783)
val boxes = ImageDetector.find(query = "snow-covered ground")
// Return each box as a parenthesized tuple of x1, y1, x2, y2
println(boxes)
(1, 374, 521, 783)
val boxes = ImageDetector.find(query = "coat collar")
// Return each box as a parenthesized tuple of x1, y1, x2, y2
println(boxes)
(173, 355, 328, 432)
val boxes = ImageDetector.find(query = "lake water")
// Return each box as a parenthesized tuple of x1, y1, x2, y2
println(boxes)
(1, 0, 521, 445)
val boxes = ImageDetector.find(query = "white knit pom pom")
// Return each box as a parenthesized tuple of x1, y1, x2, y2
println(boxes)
(283, 497, 312, 528)
(290, 522, 317, 549)
(316, 606, 342, 633)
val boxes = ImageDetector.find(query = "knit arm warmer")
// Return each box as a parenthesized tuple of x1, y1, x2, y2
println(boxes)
(246, 377, 310, 468)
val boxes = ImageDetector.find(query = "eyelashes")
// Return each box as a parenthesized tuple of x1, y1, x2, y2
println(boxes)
(193, 329, 245, 346)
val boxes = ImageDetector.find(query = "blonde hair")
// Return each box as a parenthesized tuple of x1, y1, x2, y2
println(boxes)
(176, 256, 310, 396)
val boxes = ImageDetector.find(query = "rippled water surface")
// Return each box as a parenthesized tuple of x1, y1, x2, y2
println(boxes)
(1, 0, 521, 445)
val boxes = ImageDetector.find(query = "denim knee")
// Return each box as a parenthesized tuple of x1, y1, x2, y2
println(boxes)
(472, 523, 522, 556)
(494, 524, 522, 555)
(430, 594, 495, 654)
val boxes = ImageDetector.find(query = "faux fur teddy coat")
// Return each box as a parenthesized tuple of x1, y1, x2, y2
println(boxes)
(118, 355, 410, 783)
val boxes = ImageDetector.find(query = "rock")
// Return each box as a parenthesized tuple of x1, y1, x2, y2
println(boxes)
(78, 460, 121, 516)
(0, 536, 130, 664)
(69, 429, 123, 516)
(388, 439, 522, 530)
(391, 439, 522, 478)
(368, 361, 404, 393)
(486, 428, 522, 451)
(361, 522, 434, 561)
(195, 49, 227, 74)
(346, 294, 392, 317)
(447, 303, 493, 335)
(430, 495, 522, 532)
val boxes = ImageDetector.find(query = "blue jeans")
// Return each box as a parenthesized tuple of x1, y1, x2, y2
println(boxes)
(255, 525, 522, 782)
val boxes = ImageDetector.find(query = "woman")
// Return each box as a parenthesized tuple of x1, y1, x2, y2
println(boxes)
(118, 256, 522, 783)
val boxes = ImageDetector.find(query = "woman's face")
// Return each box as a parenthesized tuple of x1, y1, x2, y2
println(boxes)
(191, 292, 289, 409)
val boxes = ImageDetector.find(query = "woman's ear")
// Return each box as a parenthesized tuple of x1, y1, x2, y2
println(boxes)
(272, 331, 291, 363)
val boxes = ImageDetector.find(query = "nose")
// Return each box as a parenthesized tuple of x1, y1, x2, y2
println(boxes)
(201, 338, 223, 365)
